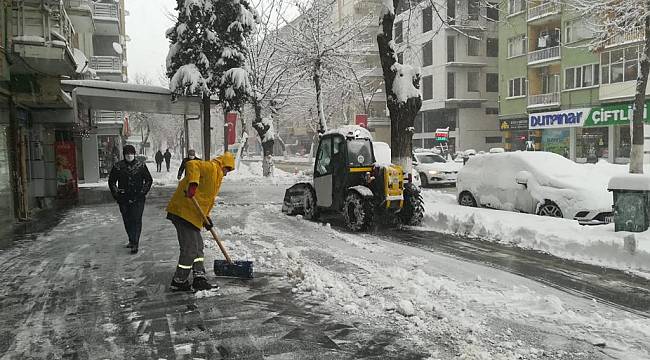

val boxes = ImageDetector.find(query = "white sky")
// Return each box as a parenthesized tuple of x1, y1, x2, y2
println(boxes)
(125, 0, 177, 85)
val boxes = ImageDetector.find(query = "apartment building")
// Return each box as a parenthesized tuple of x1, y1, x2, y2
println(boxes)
(394, 0, 501, 154)
(498, 0, 650, 163)
(0, 0, 129, 223)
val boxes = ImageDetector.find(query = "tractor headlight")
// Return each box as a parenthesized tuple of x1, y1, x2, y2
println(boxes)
(428, 170, 438, 175)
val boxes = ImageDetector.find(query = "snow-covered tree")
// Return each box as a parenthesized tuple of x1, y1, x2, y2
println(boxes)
(166, 0, 257, 156)
(277, 0, 369, 133)
(567, 0, 650, 174)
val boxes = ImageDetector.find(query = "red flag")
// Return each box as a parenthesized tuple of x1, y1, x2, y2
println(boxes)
(226, 112, 238, 145)
(122, 113, 131, 137)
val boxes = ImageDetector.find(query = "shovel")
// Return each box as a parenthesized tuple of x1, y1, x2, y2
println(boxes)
(190, 197, 254, 279)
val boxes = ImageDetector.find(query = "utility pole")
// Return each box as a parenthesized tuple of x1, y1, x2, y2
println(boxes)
(202, 95, 211, 159)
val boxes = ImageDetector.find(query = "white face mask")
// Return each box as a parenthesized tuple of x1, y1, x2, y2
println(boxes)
(125, 154, 135, 162)
(189, 155, 195, 159)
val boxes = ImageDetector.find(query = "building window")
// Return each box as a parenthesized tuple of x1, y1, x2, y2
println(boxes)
(508, 77, 526, 97)
(447, 36, 455, 62)
(565, 64, 600, 89)
(485, 107, 499, 114)
(487, 3, 499, 21)
(395, 21, 403, 43)
(487, 38, 498, 57)
(508, 0, 526, 15)
(422, 75, 433, 100)
(447, 72, 455, 98)
(422, 6, 432, 33)
(486, 73, 498, 92)
(507, 35, 526, 58)
(485, 136, 503, 144)
(468, 0, 480, 20)
(397, 52, 404, 64)
(447, 0, 456, 24)
(414, 113, 423, 133)
(422, 40, 433, 66)
(468, 72, 479, 92)
(565, 19, 592, 44)
(468, 37, 480, 56)
(601, 45, 640, 84)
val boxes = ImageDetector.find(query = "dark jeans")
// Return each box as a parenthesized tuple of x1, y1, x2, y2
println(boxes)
(165, 161, 170, 172)
(156, 162, 162, 172)
(169, 214, 206, 282)
(119, 199, 145, 247)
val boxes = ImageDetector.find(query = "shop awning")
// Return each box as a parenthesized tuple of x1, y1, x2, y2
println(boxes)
(60, 80, 201, 116)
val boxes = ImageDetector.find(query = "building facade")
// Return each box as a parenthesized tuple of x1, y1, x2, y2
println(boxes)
(498, 0, 650, 164)
(395, 0, 501, 154)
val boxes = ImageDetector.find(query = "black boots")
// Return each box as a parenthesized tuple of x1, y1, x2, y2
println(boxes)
(130, 246, 138, 254)
(169, 279, 193, 292)
(193, 277, 217, 291)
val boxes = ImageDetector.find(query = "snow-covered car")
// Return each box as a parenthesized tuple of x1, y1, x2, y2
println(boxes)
(413, 152, 462, 187)
(374, 142, 421, 187)
(456, 151, 615, 225)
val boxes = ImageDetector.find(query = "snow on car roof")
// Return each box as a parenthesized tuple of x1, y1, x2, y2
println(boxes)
(324, 125, 372, 140)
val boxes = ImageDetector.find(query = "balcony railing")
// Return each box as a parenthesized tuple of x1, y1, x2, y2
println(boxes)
(527, 1, 560, 21)
(12, 1, 75, 46)
(89, 56, 122, 73)
(92, 2, 118, 19)
(604, 28, 644, 48)
(528, 92, 560, 107)
(64, 0, 91, 9)
(528, 46, 560, 64)
(93, 110, 123, 125)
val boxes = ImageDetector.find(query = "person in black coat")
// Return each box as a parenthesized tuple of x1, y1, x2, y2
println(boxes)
(177, 149, 201, 180)
(154, 150, 164, 172)
(108, 145, 153, 254)
(164, 149, 172, 172)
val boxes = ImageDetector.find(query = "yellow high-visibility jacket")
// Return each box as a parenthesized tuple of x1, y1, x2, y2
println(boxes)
(166, 152, 235, 229)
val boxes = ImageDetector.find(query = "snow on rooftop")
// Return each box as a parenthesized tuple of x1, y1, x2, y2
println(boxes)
(61, 79, 171, 95)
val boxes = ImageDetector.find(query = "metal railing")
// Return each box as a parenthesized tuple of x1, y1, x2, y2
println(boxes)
(92, 2, 118, 19)
(12, 1, 75, 46)
(89, 56, 122, 72)
(64, 0, 91, 9)
(604, 28, 644, 48)
(528, 92, 560, 107)
(94, 110, 123, 124)
(528, 46, 560, 64)
(527, 1, 560, 21)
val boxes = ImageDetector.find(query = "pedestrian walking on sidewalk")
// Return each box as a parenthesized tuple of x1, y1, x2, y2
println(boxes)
(177, 149, 200, 180)
(155, 150, 164, 172)
(108, 145, 153, 254)
(164, 149, 172, 172)
(166, 152, 235, 292)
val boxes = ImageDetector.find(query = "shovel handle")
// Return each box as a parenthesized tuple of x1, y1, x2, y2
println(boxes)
(190, 196, 233, 264)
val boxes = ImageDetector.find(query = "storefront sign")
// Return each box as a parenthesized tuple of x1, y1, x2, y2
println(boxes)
(583, 102, 650, 127)
(55, 141, 78, 199)
(529, 108, 589, 130)
(435, 128, 449, 141)
(499, 118, 529, 131)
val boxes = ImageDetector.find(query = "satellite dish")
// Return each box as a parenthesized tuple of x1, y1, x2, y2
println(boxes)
(112, 42, 123, 55)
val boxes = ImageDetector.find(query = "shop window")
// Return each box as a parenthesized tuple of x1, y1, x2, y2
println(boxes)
(541, 129, 570, 157)
(98, 135, 121, 179)
(422, 40, 433, 66)
(422, 75, 433, 100)
(618, 125, 631, 159)
(576, 127, 609, 160)
(422, 6, 432, 32)
(486, 73, 498, 92)
(485, 136, 502, 144)
(468, 72, 479, 92)
(487, 38, 498, 57)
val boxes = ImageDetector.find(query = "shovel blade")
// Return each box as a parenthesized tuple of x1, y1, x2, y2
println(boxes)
(213, 260, 254, 279)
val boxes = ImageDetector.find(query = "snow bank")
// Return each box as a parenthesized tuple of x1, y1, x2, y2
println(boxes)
(225, 160, 307, 185)
(421, 190, 650, 278)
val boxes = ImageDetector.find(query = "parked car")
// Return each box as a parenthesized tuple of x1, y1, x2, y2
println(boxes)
(413, 152, 462, 187)
(456, 151, 615, 225)
(373, 142, 421, 187)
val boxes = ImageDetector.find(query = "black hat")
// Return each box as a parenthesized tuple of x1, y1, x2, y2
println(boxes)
(123, 145, 136, 155)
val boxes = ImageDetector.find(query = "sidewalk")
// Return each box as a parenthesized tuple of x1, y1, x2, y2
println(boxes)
(0, 187, 427, 360)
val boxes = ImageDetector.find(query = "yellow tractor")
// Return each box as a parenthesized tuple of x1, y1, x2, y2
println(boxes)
(282, 126, 424, 231)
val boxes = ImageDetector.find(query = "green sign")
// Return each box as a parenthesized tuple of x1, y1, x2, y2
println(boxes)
(583, 102, 650, 127)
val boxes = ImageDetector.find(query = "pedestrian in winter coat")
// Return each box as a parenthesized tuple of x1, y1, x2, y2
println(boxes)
(177, 149, 201, 180)
(165, 152, 235, 292)
(164, 149, 172, 172)
(108, 145, 153, 254)
(155, 150, 164, 172)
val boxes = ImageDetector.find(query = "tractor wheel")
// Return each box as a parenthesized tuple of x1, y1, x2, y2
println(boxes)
(399, 183, 425, 226)
(303, 187, 319, 220)
(344, 192, 374, 232)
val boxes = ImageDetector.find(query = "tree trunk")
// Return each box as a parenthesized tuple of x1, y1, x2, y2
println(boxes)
(631, 15, 650, 174)
(141, 122, 150, 155)
(252, 100, 274, 176)
(377, 3, 422, 173)
(313, 65, 327, 133)
(202, 94, 211, 159)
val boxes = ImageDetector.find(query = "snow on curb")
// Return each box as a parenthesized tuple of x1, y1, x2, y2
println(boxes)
(421, 190, 650, 278)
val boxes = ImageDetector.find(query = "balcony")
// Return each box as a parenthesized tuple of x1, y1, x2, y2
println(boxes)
(448, 18, 485, 31)
(604, 28, 644, 49)
(528, 46, 560, 66)
(92, 2, 120, 35)
(527, 1, 561, 22)
(528, 92, 560, 108)
(89, 55, 124, 81)
(10, 1, 78, 76)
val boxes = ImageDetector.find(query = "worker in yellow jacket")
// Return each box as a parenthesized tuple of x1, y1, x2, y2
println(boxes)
(166, 152, 235, 291)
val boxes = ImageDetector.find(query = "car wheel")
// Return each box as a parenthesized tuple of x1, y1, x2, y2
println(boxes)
(344, 192, 373, 231)
(420, 173, 428, 188)
(303, 188, 319, 220)
(537, 201, 563, 218)
(458, 191, 477, 207)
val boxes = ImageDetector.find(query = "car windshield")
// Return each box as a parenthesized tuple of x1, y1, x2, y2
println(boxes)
(416, 154, 446, 164)
(347, 139, 374, 167)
